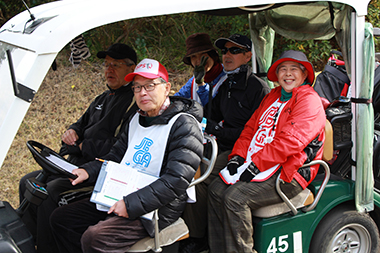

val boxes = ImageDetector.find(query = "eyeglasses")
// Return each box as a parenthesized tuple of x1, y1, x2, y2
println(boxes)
(103, 61, 128, 69)
(131, 82, 163, 93)
(221, 47, 249, 55)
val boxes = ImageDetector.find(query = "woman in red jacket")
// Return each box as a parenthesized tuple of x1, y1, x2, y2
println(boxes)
(208, 50, 326, 253)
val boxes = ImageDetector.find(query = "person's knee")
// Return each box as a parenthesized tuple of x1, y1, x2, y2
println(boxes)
(81, 224, 111, 253)
(81, 226, 97, 251)
(222, 189, 239, 210)
(222, 185, 248, 213)
(208, 177, 225, 203)
(46, 178, 72, 201)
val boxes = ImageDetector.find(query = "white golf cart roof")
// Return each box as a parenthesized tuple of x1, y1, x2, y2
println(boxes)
(0, 0, 372, 168)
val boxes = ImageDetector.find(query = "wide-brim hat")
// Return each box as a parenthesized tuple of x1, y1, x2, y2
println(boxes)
(125, 58, 169, 82)
(183, 33, 217, 66)
(267, 50, 315, 84)
(214, 34, 252, 51)
(97, 43, 137, 64)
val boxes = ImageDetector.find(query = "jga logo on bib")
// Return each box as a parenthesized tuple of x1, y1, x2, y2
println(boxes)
(121, 113, 195, 177)
(131, 137, 153, 168)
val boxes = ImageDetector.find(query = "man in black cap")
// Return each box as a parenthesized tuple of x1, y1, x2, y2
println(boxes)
(19, 43, 138, 253)
(205, 33, 270, 158)
(179, 34, 270, 253)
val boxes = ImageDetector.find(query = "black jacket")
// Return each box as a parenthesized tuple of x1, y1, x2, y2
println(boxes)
(63, 84, 136, 166)
(205, 64, 270, 151)
(82, 96, 204, 236)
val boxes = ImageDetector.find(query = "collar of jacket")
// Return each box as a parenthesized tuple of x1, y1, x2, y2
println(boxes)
(106, 83, 132, 94)
(225, 64, 251, 90)
(143, 96, 203, 126)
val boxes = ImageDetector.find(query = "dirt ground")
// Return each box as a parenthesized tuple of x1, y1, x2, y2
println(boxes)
(0, 55, 190, 208)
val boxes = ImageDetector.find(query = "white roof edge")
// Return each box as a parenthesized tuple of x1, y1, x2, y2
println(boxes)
(0, 0, 370, 56)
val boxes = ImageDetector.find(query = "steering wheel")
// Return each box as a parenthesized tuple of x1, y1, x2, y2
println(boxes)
(26, 140, 77, 179)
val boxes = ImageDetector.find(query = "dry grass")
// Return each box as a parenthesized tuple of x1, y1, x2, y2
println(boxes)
(0, 53, 191, 208)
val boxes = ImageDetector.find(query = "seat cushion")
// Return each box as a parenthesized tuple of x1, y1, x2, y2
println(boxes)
(252, 188, 314, 218)
(127, 217, 189, 252)
(323, 119, 334, 161)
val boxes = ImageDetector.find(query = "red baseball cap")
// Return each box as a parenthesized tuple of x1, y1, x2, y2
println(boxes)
(124, 58, 169, 82)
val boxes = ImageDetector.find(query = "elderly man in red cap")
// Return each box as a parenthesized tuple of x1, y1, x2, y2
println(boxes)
(49, 58, 204, 253)
(175, 33, 226, 107)
(208, 50, 326, 252)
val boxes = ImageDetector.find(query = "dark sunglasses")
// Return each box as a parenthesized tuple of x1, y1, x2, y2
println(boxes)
(221, 47, 249, 55)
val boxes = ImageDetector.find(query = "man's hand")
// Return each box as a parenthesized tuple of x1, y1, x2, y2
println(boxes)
(71, 168, 89, 186)
(205, 119, 222, 136)
(239, 162, 260, 182)
(59, 143, 82, 156)
(108, 200, 129, 218)
(193, 56, 209, 86)
(62, 129, 79, 146)
(227, 155, 245, 175)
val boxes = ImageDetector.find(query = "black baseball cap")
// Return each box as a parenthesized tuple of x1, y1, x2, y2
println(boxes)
(97, 43, 137, 64)
(215, 34, 252, 51)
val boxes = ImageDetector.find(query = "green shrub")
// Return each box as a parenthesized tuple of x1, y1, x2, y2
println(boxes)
(367, 0, 380, 52)
(82, 13, 249, 72)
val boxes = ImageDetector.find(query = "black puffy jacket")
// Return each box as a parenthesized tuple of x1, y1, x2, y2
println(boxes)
(82, 96, 204, 236)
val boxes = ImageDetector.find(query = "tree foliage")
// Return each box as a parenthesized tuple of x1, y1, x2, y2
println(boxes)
(83, 13, 250, 72)
(367, 0, 380, 52)
(0, 0, 54, 26)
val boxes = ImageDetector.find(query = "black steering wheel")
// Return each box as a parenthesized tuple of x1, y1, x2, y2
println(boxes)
(26, 140, 77, 179)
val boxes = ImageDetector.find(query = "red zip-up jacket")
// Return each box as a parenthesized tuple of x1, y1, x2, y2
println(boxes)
(229, 85, 326, 189)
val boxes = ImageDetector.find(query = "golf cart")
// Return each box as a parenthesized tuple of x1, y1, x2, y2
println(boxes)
(0, 0, 379, 252)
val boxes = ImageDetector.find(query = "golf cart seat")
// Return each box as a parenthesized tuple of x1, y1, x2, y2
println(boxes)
(252, 120, 332, 218)
(127, 134, 218, 252)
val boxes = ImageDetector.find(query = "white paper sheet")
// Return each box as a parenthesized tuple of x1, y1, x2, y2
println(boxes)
(46, 154, 78, 173)
(91, 161, 158, 220)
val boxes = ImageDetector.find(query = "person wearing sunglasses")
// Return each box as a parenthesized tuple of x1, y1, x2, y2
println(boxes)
(205, 33, 270, 153)
(18, 43, 138, 253)
(174, 33, 226, 107)
(180, 34, 270, 253)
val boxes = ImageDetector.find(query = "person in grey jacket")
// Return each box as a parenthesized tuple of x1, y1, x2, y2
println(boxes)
(49, 58, 204, 253)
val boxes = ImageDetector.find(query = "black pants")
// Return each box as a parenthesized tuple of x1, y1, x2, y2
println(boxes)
(19, 170, 93, 253)
(182, 149, 231, 238)
(50, 198, 108, 253)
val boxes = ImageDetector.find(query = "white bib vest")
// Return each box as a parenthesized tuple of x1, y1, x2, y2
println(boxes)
(121, 112, 200, 177)
(244, 98, 288, 180)
(121, 113, 178, 177)
(219, 99, 288, 184)
(121, 112, 200, 202)
(246, 98, 288, 159)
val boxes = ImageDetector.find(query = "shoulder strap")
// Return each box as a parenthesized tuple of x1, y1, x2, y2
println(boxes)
(114, 97, 136, 137)
(324, 65, 350, 85)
